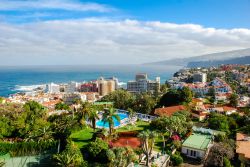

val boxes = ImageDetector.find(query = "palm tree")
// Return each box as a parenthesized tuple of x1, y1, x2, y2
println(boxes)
(88, 106, 99, 131)
(53, 152, 76, 167)
(138, 130, 157, 166)
(102, 107, 120, 136)
(127, 108, 136, 122)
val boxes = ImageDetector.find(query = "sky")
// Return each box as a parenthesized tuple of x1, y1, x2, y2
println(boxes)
(0, 0, 250, 65)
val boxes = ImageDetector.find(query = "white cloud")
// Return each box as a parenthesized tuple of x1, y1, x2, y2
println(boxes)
(0, 19, 250, 65)
(0, 0, 113, 12)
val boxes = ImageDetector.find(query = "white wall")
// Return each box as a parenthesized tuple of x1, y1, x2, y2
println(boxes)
(182, 147, 205, 159)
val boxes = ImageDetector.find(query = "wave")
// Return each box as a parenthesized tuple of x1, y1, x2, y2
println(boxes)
(118, 82, 127, 86)
(14, 84, 46, 92)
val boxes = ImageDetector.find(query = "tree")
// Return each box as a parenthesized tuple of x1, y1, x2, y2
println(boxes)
(205, 142, 234, 167)
(132, 93, 156, 114)
(138, 130, 157, 166)
(55, 102, 70, 111)
(102, 107, 120, 135)
(158, 89, 180, 107)
(150, 118, 167, 152)
(108, 147, 137, 167)
(208, 113, 230, 133)
(228, 93, 239, 107)
(179, 87, 193, 104)
(100, 89, 135, 109)
(53, 141, 87, 167)
(127, 108, 136, 122)
(88, 106, 99, 131)
(87, 138, 109, 159)
(158, 88, 193, 107)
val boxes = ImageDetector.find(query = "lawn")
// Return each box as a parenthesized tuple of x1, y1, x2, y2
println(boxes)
(116, 120, 150, 132)
(70, 127, 94, 148)
(70, 121, 164, 152)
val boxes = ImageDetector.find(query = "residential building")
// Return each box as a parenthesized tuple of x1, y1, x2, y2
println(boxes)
(182, 132, 213, 159)
(45, 83, 60, 93)
(127, 73, 160, 94)
(193, 73, 207, 83)
(154, 105, 186, 117)
(236, 133, 250, 165)
(80, 82, 98, 92)
(63, 93, 82, 105)
(65, 82, 79, 93)
(171, 77, 232, 96)
(97, 77, 117, 96)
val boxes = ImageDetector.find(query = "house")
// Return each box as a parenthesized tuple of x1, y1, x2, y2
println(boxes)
(236, 133, 250, 165)
(154, 105, 186, 117)
(222, 106, 237, 115)
(182, 132, 213, 159)
(191, 110, 208, 121)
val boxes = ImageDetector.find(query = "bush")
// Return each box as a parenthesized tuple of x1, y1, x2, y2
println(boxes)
(53, 141, 87, 167)
(223, 157, 233, 167)
(0, 141, 57, 157)
(86, 138, 109, 163)
(171, 153, 183, 166)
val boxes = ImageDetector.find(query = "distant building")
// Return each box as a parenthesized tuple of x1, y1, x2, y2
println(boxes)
(80, 82, 98, 92)
(65, 82, 79, 93)
(63, 93, 81, 105)
(172, 77, 232, 96)
(127, 73, 160, 94)
(46, 83, 60, 93)
(193, 73, 207, 83)
(97, 77, 118, 96)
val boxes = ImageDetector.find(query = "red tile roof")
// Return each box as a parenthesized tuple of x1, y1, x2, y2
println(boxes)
(154, 105, 187, 117)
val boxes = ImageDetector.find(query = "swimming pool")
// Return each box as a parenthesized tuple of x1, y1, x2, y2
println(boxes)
(96, 112, 129, 128)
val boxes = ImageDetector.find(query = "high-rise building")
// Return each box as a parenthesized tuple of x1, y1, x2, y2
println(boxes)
(193, 73, 207, 83)
(65, 82, 79, 93)
(97, 77, 118, 96)
(46, 83, 60, 93)
(127, 74, 160, 94)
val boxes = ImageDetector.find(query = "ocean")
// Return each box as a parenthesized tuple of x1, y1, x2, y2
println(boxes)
(0, 65, 182, 97)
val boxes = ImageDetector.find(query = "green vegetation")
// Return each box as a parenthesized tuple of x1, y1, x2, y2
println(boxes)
(70, 128, 94, 148)
(158, 87, 193, 107)
(138, 130, 158, 166)
(55, 102, 70, 110)
(170, 152, 183, 166)
(102, 107, 121, 135)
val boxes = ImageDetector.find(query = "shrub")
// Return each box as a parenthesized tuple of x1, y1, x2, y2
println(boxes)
(171, 153, 183, 166)
(223, 157, 233, 167)
(0, 141, 57, 157)
(53, 141, 87, 167)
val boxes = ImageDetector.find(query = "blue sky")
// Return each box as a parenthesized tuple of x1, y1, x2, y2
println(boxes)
(0, 0, 250, 65)
(1, 0, 249, 28)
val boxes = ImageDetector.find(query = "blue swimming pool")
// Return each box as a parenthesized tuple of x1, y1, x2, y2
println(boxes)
(96, 112, 129, 128)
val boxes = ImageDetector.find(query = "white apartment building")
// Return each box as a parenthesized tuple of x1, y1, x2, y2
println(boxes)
(46, 83, 60, 93)
(193, 73, 207, 83)
(127, 74, 160, 94)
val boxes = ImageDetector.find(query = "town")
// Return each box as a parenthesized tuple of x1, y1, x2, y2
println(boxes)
(0, 64, 250, 167)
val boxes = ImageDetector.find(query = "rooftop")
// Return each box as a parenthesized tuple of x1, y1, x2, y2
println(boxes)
(182, 133, 212, 150)
(154, 105, 186, 117)
(236, 133, 250, 159)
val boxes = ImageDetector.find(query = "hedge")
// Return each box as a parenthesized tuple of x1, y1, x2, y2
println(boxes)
(0, 140, 57, 157)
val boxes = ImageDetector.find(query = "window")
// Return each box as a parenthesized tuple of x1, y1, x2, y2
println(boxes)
(190, 150, 197, 157)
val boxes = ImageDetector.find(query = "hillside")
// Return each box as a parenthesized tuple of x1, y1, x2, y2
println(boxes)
(145, 48, 250, 67)
(187, 56, 250, 67)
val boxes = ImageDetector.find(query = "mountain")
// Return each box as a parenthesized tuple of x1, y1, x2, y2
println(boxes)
(187, 56, 250, 68)
(145, 48, 250, 67)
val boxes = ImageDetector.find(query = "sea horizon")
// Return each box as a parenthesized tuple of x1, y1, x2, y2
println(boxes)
(0, 64, 182, 97)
